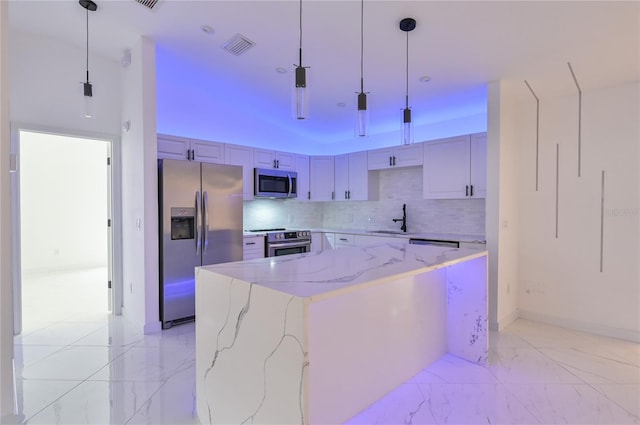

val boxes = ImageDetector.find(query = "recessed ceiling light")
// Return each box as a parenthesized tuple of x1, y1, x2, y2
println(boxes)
(201, 25, 214, 35)
(337, 102, 346, 107)
(275, 67, 287, 74)
(419, 75, 431, 82)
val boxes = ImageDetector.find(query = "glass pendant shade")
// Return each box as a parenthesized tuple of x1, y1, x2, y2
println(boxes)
(294, 66, 309, 120)
(356, 92, 369, 137)
(81, 81, 94, 119)
(402, 107, 413, 145)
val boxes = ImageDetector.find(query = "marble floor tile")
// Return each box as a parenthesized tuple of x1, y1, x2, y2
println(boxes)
(11, 299, 639, 425)
(14, 380, 83, 423)
(591, 383, 640, 419)
(22, 380, 164, 425)
(417, 383, 540, 425)
(88, 345, 195, 382)
(540, 347, 640, 384)
(505, 383, 640, 425)
(344, 383, 437, 425)
(412, 354, 499, 384)
(488, 347, 584, 384)
(19, 345, 128, 381)
(126, 364, 198, 425)
(16, 320, 109, 346)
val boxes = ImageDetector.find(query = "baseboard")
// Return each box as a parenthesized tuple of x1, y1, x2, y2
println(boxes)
(518, 309, 640, 343)
(120, 307, 162, 335)
(497, 309, 519, 331)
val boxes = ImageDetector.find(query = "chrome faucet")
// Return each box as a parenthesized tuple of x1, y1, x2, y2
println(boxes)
(392, 203, 407, 232)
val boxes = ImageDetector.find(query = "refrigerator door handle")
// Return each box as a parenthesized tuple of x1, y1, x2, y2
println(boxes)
(203, 191, 209, 252)
(195, 191, 202, 253)
(287, 174, 292, 197)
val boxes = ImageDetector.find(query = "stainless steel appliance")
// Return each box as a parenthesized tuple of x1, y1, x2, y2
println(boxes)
(254, 168, 298, 198)
(266, 230, 311, 257)
(409, 238, 459, 248)
(158, 159, 243, 329)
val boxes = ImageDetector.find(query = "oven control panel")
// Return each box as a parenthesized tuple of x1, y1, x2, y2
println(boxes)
(267, 230, 311, 243)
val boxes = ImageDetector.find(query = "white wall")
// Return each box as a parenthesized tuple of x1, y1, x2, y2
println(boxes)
(514, 81, 639, 341)
(19, 132, 107, 274)
(486, 81, 520, 330)
(120, 37, 159, 333)
(0, 1, 15, 418)
(9, 32, 121, 135)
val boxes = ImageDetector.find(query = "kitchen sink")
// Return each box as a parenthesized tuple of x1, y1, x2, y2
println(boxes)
(367, 230, 410, 235)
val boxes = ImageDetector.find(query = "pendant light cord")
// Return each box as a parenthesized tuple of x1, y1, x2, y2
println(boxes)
(405, 30, 409, 108)
(360, 0, 364, 93)
(298, 0, 303, 66)
(85, 6, 89, 83)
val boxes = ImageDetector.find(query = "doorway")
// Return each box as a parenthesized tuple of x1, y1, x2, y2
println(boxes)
(13, 129, 114, 335)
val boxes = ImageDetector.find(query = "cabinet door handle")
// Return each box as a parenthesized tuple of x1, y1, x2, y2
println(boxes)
(393, 156, 396, 166)
(276, 159, 280, 168)
(308, 191, 311, 200)
(465, 185, 469, 197)
(339, 238, 348, 241)
(332, 191, 335, 200)
(345, 190, 348, 199)
(389, 156, 393, 166)
(470, 185, 474, 197)
(348, 190, 351, 199)
(245, 242, 256, 246)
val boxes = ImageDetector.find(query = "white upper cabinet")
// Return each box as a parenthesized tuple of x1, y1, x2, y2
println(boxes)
(367, 144, 423, 170)
(253, 149, 295, 171)
(469, 133, 487, 198)
(157, 134, 224, 164)
(334, 151, 377, 201)
(423, 133, 486, 199)
(225, 144, 255, 200)
(309, 156, 335, 201)
(295, 154, 310, 202)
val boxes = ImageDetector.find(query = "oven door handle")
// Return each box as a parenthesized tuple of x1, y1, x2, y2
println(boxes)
(268, 242, 310, 249)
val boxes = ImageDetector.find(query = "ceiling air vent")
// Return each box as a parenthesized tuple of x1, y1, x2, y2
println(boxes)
(222, 34, 256, 56)
(134, 0, 160, 10)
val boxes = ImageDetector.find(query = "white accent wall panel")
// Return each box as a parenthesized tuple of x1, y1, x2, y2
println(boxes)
(516, 81, 639, 341)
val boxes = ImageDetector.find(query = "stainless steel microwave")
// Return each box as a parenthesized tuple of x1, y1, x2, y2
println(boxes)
(254, 168, 298, 198)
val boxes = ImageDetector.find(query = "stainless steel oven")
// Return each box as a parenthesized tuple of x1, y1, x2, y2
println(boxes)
(266, 230, 311, 257)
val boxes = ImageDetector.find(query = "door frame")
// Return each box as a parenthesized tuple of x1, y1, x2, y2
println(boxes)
(10, 122, 123, 334)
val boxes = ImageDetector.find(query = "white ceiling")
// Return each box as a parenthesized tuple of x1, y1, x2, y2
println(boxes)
(8, 1, 640, 148)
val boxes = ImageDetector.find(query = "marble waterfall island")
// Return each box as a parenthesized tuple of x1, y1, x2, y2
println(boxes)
(195, 242, 488, 425)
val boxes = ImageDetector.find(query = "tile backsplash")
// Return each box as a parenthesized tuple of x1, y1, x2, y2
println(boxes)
(244, 166, 485, 235)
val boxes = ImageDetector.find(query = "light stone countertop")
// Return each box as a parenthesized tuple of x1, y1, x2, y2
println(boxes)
(198, 242, 487, 301)
(244, 228, 485, 243)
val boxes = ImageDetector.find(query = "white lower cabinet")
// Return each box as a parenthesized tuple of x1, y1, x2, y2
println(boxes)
(311, 232, 326, 252)
(333, 233, 355, 248)
(354, 234, 400, 246)
(243, 235, 265, 260)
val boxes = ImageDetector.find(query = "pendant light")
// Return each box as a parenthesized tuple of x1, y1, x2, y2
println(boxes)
(294, 0, 309, 119)
(400, 18, 416, 145)
(355, 0, 368, 137)
(79, 0, 97, 119)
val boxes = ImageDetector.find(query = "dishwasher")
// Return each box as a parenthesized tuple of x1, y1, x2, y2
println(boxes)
(409, 238, 459, 248)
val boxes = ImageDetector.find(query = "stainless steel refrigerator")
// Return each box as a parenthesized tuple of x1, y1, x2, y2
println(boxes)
(158, 159, 243, 329)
